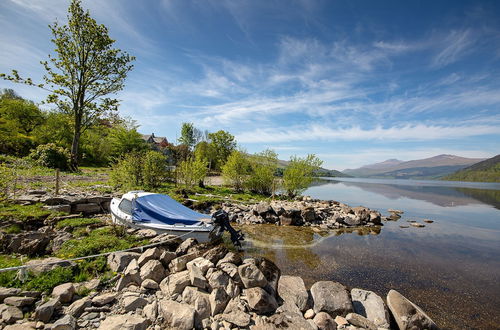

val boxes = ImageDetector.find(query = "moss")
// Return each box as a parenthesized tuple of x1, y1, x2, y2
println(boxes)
(55, 217, 103, 229)
(3, 224, 22, 234)
(0, 203, 54, 222)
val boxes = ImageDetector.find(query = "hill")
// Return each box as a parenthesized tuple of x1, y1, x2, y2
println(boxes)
(343, 154, 485, 179)
(277, 159, 350, 177)
(442, 155, 500, 183)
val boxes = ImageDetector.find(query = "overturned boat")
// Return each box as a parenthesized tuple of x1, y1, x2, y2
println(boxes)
(110, 191, 244, 245)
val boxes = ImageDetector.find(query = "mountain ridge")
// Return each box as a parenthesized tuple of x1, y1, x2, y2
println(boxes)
(442, 154, 500, 182)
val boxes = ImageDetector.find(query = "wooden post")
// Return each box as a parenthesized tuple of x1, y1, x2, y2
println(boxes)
(55, 169, 60, 195)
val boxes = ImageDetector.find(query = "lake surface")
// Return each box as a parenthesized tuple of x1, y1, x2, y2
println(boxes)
(240, 178, 500, 329)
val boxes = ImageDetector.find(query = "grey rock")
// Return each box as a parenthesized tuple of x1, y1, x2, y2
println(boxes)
(186, 257, 214, 275)
(238, 263, 267, 289)
(107, 252, 140, 272)
(25, 259, 76, 275)
(217, 252, 242, 266)
(140, 259, 167, 283)
(245, 287, 278, 314)
(159, 299, 196, 330)
(0, 287, 21, 303)
(189, 264, 207, 289)
(278, 275, 309, 312)
(73, 203, 101, 214)
(202, 245, 228, 264)
(141, 279, 159, 290)
(159, 270, 190, 297)
(311, 281, 353, 317)
(135, 229, 157, 239)
(34, 298, 61, 322)
(159, 250, 176, 268)
(137, 247, 163, 267)
(92, 293, 117, 306)
(351, 288, 390, 329)
(4, 296, 36, 307)
(122, 296, 148, 312)
(52, 314, 76, 330)
(169, 252, 198, 273)
(386, 289, 438, 330)
(67, 297, 91, 317)
(207, 269, 230, 291)
(1, 305, 23, 324)
(313, 312, 336, 330)
(345, 312, 377, 330)
(221, 310, 252, 327)
(98, 314, 150, 330)
(182, 286, 211, 327)
(143, 300, 158, 319)
(209, 287, 230, 316)
(175, 237, 198, 256)
(52, 283, 75, 304)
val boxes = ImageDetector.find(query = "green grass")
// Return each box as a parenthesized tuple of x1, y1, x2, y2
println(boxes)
(3, 224, 22, 234)
(55, 217, 103, 229)
(0, 203, 57, 222)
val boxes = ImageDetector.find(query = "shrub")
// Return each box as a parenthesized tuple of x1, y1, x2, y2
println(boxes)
(143, 150, 169, 188)
(0, 164, 15, 201)
(222, 151, 250, 192)
(177, 156, 208, 188)
(246, 149, 278, 195)
(29, 143, 70, 170)
(283, 154, 323, 197)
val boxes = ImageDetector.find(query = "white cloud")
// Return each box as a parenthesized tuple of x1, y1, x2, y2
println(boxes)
(432, 29, 475, 68)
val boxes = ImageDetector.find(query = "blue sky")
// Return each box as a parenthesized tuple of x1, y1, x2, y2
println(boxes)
(1, 0, 499, 170)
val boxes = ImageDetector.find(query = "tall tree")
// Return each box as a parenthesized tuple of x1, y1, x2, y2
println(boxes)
(208, 130, 236, 170)
(1, 0, 134, 170)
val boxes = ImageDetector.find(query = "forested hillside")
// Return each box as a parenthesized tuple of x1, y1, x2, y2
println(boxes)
(443, 155, 500, 183)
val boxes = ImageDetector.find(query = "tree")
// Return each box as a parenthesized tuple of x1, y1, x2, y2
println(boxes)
(283, 154, 323, 197)
(1, 0, 134, 171)
(178, 122, 201, 150)
(194, 141, 216, 170)
(177, 156, 208, 188)
(208, 130, 236, 170)
(222, 150, 251, 192)
(247, 149, 279, 195)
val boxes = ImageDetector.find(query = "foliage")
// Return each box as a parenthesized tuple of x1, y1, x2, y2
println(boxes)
(110, 150, 168, 190)
(0, 164, 15, 201)
(32, 112, 72, 148)
(108, 125, 146, 158)
(1, 0, 135, 170)
(178, 122, 201, 150)
(55, 217, 102, 229)
(208, 130, 236, 170)
(22, 267, 74, 292)
(177, 156, 208, 188)
(247, 149, 279, 195)
(0, 203, 54, 222)
(166, 143, 191, 165)
(283, 154, 323, 197)
(222, 151, 251, 192)
(29, 143, 70, 170)
(194, 141, 216, 170)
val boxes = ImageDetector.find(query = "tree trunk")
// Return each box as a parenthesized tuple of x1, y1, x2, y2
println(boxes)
(70, 115, 81, 172)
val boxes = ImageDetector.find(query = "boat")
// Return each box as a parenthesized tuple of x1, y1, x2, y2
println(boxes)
(110, 191, 218, 243)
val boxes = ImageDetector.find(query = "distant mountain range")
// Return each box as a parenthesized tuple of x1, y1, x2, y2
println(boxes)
(343, 154, 486, 179)
(443, 154, 500, 183)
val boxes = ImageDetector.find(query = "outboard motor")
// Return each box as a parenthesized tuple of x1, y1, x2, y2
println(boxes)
(211, 210, 245, 247)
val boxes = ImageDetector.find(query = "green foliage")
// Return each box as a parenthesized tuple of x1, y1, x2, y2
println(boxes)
(1, 0, 135, 170)
(194, 141, 216, 170)
(22, 267, 74, 292)
(222, 151, 251, 192)
(32, 112, 72, 148)
(0, 164, 15, 201)
(247, 149, 278, 195)
(0, 203, 54, 222)
(3, 224, 22, 234)
(178, 122, 201, 150)
(55, 217, 102, 229)
(283, 154, 323, 197)
(29, 143, 70, 170)
(108, 126, 146, 158)
(110, 150, 168, 190)
(208, 130, 236, 170)
(177, 156, 208, 188)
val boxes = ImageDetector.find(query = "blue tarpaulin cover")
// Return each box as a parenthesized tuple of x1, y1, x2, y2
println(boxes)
(132, 193, 210, 225)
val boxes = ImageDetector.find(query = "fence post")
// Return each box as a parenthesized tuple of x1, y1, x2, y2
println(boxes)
(55, 169, 60, 195)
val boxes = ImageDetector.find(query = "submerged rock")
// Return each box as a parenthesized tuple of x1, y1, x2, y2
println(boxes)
(387, 289, 438, 330)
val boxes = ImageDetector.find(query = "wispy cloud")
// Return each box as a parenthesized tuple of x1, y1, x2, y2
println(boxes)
(432, 29, 475, 68)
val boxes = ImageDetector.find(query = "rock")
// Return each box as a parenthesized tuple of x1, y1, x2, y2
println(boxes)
(217, 252, 242, 266)
(311, 281, 353, 317)
(4, 296, 35, 307)
(4, 231, 53, 256)
(141, 279, 159, 290)
(304, 309, 315, 319)
(52, 283, 75, 304)
(345, 312, 377, 330)
(238, 263, 267, 289)
(313, 312, 336, 330)
(107, 252, 140, 272)
(160, 270, 190, 296)
(159, 299, 196, 330)
(245, 287, 278, 314)
(51, 314, 76, 330)
(98, 314, 150, 330)
(143, 300, 158, 319)
(45, 204, 71, 213)
(186, 257, 214, 275)
(169, 252, 198, 273)
(135, 229, 157, 239)
(182, 286, 211, 327)
(140, 259, 167, 283)
(387, 289, 438, 330)
(24, 259, 76, 275)
(410, 222, 425, 228)
(175, 238, 198, 256)
(115, 273, 141, 292)
(202, 245, 228, 264)
(0, 287, 21, 303)
(189, 264, 207, 289)
(209, 287, 230, 316)
(66, 297, 91, 317)
(424, 219, 434, 223)
(73, 203, 101, 214)
(278, 275, 309, 312)
(34, 298, 61, 322)
(256, 257, 281, 296)
(207, 270, 230, 291)
(221, 310, 252, 327)
(334, 315, 349, 326)
(351, 288, 390, 329)
(137, 247, 163, 267)
(1, 305, 23, 324)
(159, 250, 176, 268)
(122, 296, 148, 312)
(92, 293, 117, 306)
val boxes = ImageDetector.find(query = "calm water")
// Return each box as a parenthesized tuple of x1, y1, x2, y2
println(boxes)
(240, 178, 500, 329)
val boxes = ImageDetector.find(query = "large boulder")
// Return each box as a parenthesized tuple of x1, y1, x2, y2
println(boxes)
(52, 283, 75, 304)
(238, 263, 267, 289)
(34, 298, 61, 322)
(245, 287, 278, 314)
(25, 258, 75, 275)
(169, 252, 198, 273)
(140, 259, 167, 283)
(278, 275, 309, 312)
(92, 293, 117, 306)
(160, 270, 190, 297)
(209, 287, 230, 316)
(66, 297, 91, 317)
(311, 281, 352, 317)
(159, 299, 196, 330)
(3, 296, 36, 307)
(107, 252, 140, 272)
(52, 314, 76, 330)
(182, 286, 211, 327)
(187, 257, 214, 275)
(351, 288, 390, 329)
(0, 288, 20, 303)
(98, 314, 150, 330)
(2, 231, 54, 256)
(176, 238, 198, 256)
(387, 289, 438, 330)
(313, 311, 336, 330)
(202, 246, 228, 264)
(0, 304, 23, 324)
(345, 312, 377, 330)
(137, 247, 163, 267)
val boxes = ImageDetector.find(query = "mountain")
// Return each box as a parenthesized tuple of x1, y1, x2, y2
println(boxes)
(343, 154, 485, 179)
(442, 154, 500, 183)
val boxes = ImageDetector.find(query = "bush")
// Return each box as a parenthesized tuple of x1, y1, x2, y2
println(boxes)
(177, 156, 208, 188)
(29, 143, 70, 170)
(246, 149, 278, 195)
(222, 151, 250, 192)
(143, 151, 169, 188)
(283, 154, 323, 197)
(0, 164, 15, 201)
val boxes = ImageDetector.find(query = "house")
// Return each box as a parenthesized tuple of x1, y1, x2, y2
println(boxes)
(141, 133, 169, 148)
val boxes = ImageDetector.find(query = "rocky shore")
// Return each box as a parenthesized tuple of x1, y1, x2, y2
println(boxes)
(0, 235, 438, 330)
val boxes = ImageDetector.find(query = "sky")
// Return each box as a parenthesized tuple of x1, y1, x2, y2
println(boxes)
(1, 0, 499, 170)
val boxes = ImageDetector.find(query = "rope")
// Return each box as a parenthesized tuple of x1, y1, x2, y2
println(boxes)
(0, 229, 196, 273)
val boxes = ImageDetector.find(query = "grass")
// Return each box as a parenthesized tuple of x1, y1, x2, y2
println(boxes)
(3, 224, 22, 234)
(0, 203, 58, 222)
(55, 217, 103, 229)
